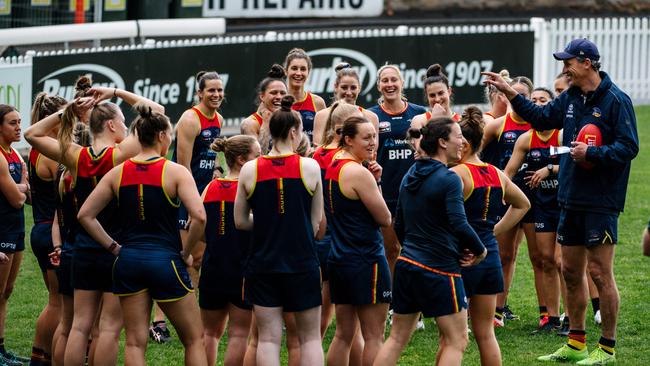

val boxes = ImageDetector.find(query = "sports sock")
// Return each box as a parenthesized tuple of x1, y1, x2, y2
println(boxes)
(591, 298, 600, 315)
(598, 337, 615, 355)
(495, 307, 505, 321)
(30, 347, 45, 362)
(567, 329, 587, 350)
(153, 320, 167, 328)
(539, 306, 548, 319)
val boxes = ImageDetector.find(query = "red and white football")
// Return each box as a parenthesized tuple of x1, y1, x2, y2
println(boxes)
(575, 123, 602, 169)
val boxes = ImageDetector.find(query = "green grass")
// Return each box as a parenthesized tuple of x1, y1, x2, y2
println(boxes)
(6, 106, 650, 365)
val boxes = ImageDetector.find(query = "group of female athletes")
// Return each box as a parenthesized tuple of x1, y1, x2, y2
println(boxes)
(0, 47, 587, 366)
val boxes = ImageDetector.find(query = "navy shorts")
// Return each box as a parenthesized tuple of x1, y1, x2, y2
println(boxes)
(328, 258, 392, 306)
(521, 203, 535, 224)
(316, 239, 331, 281)
(533, 205, 560, 233)
(557, 209, 618, 247)
(31, 223, 55, 271)
(113, 252, 194, 302)
(199, 266, 251, 311)
(0, 232, 25, 253)
(461, 265, 504, 297)
(244, 269, 322, 312)
(392, 260, 467, 318)
(56, 250, 74, 297)
(72, 247, 115, 292)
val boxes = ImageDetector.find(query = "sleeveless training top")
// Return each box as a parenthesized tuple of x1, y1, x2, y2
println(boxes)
(246, 154, 318, 274)
(325, 158, 384, 264)
(203, 178, 251, 277)
(29, 149, 57, 224)
(73, 146, 118, 249)
(292, 92, 317, 139)
(117, 158, 181, 255)
(460, 163, 504, 269)
(0, 146, 24, 238)
(250, 112, 263, 127)
(172, 106, 221, 193)
(312, 146, 339, 254)
(482, 112, 531, 171)
(525, 130, 561, 209)
(368, 102, 427, 211)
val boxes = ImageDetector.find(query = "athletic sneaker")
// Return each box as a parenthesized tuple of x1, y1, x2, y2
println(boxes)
(149, 323, 172, 344)
(416, 319, 425, 331)
(576, 347, 616, 365)
(557, 318, 570, 336)
(532, 321, 559, 335)
(503, 305, 519, 320)
(0, 353, 23, 366)
(2, 350, 29, 364)
(493, 317, 504, 327)
(388, 309, 394, 326)
(594, 310, 602, 325)
(537, 344, 589, 362)
(539, 315, 550, 328)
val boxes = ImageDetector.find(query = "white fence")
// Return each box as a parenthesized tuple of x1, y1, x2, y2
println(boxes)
(532, 17, 650, 104)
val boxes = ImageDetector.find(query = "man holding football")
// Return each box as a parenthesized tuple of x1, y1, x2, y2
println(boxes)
(484, 38, 639, 365)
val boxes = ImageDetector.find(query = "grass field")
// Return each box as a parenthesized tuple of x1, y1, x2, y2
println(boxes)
(5, 106, 650, 365)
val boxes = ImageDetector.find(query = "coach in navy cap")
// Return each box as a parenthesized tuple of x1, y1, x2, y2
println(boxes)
(482, 38, 638, 364)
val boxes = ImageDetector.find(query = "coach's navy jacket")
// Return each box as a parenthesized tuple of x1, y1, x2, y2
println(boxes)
(510, 72, 638, 213)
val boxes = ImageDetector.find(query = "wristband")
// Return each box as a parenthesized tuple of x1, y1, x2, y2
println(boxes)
(107, 240, 119, 254)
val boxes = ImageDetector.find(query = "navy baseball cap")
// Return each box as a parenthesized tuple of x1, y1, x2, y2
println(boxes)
(553, 38, 600, 61)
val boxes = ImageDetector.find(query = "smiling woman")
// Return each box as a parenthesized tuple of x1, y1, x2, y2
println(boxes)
(171, 70, 224, 289)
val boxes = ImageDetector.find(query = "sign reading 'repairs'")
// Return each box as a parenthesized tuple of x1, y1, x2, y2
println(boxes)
(202, 0, 383, 18)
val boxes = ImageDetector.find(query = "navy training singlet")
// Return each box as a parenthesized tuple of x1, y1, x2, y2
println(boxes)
(525, 130, 561, 209)
(0, 146, 25, 239)
(246, 154, 318, 274)
(325, 158, 384, 264)
(368, 102, 427, 212)
(29, 149, 57, 224)
(172, 106, 221, 193)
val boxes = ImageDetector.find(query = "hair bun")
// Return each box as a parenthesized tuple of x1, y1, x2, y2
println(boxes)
(210, 137, 227, 153)
(426, 64, 443, 78)
(407, 127, 422, 139)
(196, 71, 207, 82)
(268, 64, 286, 79)
(75, 76, 92, 94)
(335, 62, 351, 72)
(280, 95, 295, 111)
(462, 106, 483, 127)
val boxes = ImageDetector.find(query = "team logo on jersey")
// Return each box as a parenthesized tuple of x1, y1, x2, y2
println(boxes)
(566, 104, 574, 119)
(378, 121, 391, 133)
(201, 129, 213, 138)
(503, 131, 517, 141)
(530, 150, 542, 158)
(271, 159, 286, 167)
(592, 107, 602, 118)
(220, 181, 234, 189)
(8, 164, 15, 173)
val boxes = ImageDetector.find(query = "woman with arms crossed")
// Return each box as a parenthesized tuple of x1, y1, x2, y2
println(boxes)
(77, 105, 207, 366)
(0, 104, 30, 366)
(324, 116, 391, 366)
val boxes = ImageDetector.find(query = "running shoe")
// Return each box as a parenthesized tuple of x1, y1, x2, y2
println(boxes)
(2, 350, 29, 364)
(532, 321, 559, 335)
(493, 316, 504, 327)
(576, 347, 616, 365)
(537, 344, 589, 362)
(557, 321, 570, 336)
(0, 353, 23, 366)
(416, 319, 425, 331)
(388, 309, 394, 326)
(149, 323, 172, 344)
(503, 305, 519, 320)
(594, 310, 602, 325)
(539, 315, 550, 328)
